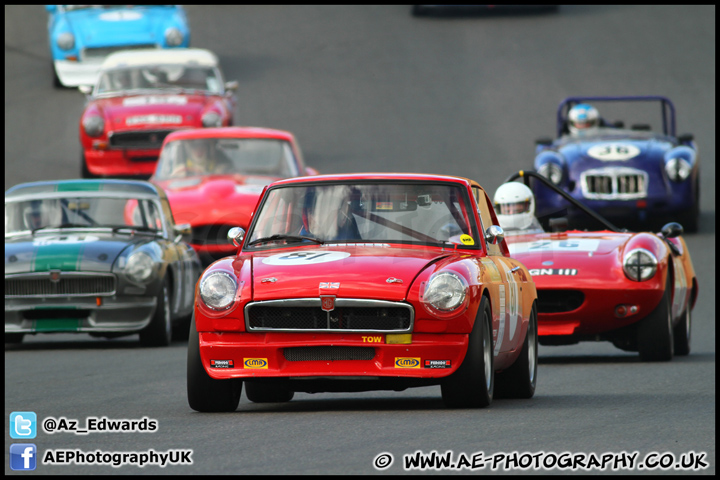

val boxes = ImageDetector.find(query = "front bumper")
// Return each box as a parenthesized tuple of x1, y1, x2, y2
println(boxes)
(5, 296, 157, 334)
(199, 331, 469, 381)
(84, 148, 160, 177)
(54, 59, 104, 88)
(537, 286, 664, 337)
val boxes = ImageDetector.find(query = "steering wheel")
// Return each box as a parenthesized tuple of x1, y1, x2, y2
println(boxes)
(171, 165, 205, 177)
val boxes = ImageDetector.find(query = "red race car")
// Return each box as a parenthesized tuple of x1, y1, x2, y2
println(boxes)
(150, 127, 318, 266)
(187, 173, 539, 411)
(495, 170, 698, 361)
(78, 48, 237, 178)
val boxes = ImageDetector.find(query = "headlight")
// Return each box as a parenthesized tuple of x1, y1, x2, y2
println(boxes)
(125, 252, 155, 284)
(623, 248, 658, 282)
(200, 272, 237, 310)
(201, 112, 222, 127)
(164, 27, 184, 47)
(82, 115, 104, 137)
(423, 272, 468, 312)
(57, 32, 75, 50)
(538, 163, 563, 185)
(665, 158, 692, 182)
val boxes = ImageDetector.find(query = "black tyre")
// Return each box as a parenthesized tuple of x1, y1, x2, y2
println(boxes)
(637, 275, 674, 361)
(139, 278, 172, 347)
(187, 314, 242, 412)
(5, 333, 25, 344)
(441, 296, 494, 408)
(81, 153, 96, 179)
(244, 382, 294, 403)
(494, 302, 538, 399)
(673, 306, 691, 356)
(52, 61, 63, 88)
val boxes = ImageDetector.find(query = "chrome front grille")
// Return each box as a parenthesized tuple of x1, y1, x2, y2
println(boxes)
(109, 130, 175, 150)
(5, 273, 116, 298)
(82, 44, 157, 61)
(581, 167, 648, 200)
(245, 299, 414, 332)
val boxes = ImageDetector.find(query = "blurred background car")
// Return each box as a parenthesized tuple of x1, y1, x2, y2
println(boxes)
(5, 179, 202, 346)
(150, 127, 319, 266)
(78, 48, 238, 179)
(533, 96, 700, 232)
(47, 5, 190, 88)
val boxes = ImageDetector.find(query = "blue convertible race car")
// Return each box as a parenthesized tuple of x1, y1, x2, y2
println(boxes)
(533, 96, 700, 232)
(46, 5, 190, 88)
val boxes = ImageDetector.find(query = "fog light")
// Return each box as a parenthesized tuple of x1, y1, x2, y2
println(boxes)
(615, 305, 639, 318)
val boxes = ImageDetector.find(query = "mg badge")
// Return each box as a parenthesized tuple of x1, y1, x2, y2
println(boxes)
(320, 295, 336, 312)
(49, 270, 61, 283)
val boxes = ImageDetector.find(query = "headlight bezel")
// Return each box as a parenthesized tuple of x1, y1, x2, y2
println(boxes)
(164, 27, 184, 47)
(537, 162, 564, 185)
(124, 251, 156, 285)
(422, 271, 469, 314)
(56, 32, 75, 51)
(201, 111, 222, 128)
(622, 248, 658, 282)
(82, 115, 105, 137)
(199, 271, 238, 310)
(665, 157, 692, 182)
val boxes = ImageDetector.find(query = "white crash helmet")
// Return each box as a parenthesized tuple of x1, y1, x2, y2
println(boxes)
(568, 103, 599, 134)
(493, 182, 535, 231)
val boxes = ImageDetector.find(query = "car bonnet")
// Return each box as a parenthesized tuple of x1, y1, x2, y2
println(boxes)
(250, 245, 453, 302)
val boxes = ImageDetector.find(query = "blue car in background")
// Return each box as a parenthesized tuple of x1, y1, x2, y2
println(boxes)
(46, 5, 190, 88)
(533, 96, 700, 232)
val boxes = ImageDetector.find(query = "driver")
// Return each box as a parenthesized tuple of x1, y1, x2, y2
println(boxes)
(171, 139, 233, 177)
(568, 103, 600, 135)
(22, 200, 61, 231)
(493, 182, 544, 235)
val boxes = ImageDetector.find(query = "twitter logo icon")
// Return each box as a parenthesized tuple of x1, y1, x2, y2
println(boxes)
(10, 412, 37, 439)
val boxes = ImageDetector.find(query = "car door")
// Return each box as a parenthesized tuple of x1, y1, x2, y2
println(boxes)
(473, 186, 528, 353)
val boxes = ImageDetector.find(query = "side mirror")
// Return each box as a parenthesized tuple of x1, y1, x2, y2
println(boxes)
(678, 133, 694, 143)
(46, 5, 57, 13)
(227, 227, 245, 247)
(78, 85, 93, 95)
(173, 223, 192, 243)
(535, 137, 553, 147)
(305, 166, 319, 176)
(660, 222, 683, 239)
(484, 225, 504, 245)
(224, 80, 239, 92)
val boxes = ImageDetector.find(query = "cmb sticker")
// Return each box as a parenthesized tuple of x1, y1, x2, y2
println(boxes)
(243, 358, 268, 369)
(394, 358, 421, 369)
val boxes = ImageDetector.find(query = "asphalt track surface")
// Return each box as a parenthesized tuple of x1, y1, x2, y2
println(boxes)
(4, 5, 715, 475)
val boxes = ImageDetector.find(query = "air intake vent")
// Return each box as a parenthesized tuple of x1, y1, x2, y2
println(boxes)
(284, 346, 375, 362)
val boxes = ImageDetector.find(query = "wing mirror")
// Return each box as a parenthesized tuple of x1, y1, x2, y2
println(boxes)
(225, 80, 239, 92)
(227, 227, 245, 247)
(484, 225, 504, 245)
(535, 137, 553, 147)
(173, 223, 192, 243)
(678, 133, 694, 143)
(78, 85, 93, 95)
(660, 222, 683, 239)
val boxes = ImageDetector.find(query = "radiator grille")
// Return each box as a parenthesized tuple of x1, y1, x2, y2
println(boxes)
(284, 346, 375, 361)
(246, 300, 413, 332)
(109, 130, 175, 150)
(581, 168, 648, 200)
(82, 44, 157, 61)
(5, 274, 116, 298)
(537, 290, 585, 313)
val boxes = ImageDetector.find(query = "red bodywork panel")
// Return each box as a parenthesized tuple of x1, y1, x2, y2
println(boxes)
(80, 93, 234, 177)
(505, 230, 697, 338)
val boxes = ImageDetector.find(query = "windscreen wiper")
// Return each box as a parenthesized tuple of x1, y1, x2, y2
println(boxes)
(246, 234, 324, 247)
